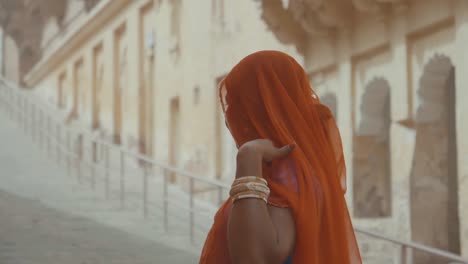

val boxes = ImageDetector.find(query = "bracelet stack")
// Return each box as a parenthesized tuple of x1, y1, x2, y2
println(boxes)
(230, 176, 270, 203)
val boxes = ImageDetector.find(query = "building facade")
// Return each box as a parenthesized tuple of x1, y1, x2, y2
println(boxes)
(3, 0, 466, 263)
(273, 1, 468, 263)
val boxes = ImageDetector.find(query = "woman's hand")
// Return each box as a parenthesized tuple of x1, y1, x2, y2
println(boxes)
(235, 139, 295, 179)
(229, 139, 297, 264)
(241, 139, 295, 163)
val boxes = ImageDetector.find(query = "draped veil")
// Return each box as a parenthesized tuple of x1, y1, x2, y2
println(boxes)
(200, 50, 361, 264)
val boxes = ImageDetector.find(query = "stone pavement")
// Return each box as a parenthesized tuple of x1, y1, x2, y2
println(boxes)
(0, 106, 217, 263)
(0, 190, 196, 264)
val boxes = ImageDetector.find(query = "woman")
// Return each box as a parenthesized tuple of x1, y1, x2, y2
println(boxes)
(200, 51, 361, 264)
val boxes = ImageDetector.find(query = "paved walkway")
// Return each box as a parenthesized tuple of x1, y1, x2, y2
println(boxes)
(0, 106, 206, 263)
(0, 190, 196, 264)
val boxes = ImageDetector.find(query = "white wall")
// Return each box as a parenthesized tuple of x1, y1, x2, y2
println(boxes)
(0, 27, 3, 75)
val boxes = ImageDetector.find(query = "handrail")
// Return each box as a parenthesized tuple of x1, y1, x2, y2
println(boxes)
(0, 77, 467, 263)
(0, 78, 230, 189)
(354, 227, 467, 263)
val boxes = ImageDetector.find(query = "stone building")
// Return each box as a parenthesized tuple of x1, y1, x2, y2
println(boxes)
(1, 0, 468, 263)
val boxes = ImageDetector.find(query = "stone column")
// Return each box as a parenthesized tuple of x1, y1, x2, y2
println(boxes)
(335, 30, 353, 207)
(388, 6, 413, 245)
(454, 0, 468, 257)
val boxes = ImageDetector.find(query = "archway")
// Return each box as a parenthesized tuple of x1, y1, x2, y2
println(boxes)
(410, 55, 460, 263)
(353, 78, 391, 218)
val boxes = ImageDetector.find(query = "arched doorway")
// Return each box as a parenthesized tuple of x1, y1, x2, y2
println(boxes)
(353, 78, 391, 218)
(320, 93, 338, 120)
(410, 55, 460, 263)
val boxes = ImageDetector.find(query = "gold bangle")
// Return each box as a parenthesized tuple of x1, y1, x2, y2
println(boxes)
(232, 176, 267, 186)
(232, 191, 268, 203)
(230, 176, 269, 203)
(230, 177, 269, 197)
(230, 182, 270, 197)
(233, 190, 268, 200)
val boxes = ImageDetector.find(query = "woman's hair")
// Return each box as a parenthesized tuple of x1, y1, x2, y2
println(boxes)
(201, 51, 361, 263)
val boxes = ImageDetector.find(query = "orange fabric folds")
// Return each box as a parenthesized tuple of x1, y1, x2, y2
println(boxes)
(200, 51, 361, 264)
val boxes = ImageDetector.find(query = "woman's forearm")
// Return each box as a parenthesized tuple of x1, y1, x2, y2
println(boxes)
(227, 147, 280, 264)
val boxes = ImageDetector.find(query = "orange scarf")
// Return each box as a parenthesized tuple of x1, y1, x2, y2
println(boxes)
(200, 51, 361, 263)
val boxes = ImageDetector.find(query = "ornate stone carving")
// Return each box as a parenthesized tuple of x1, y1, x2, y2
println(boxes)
(259, 0, 307, 53)
(289, 0, 354, 34)
(0, 0, 102, 84)
(260, 0, 407, 47)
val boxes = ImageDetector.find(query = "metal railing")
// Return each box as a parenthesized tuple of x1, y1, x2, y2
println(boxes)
(0, 77, 466, 264)
(0, 77, 229, 245)
(354, 227, 467, 263)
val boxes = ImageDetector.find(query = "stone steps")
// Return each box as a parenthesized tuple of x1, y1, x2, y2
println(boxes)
(0, 108, 214, 257)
